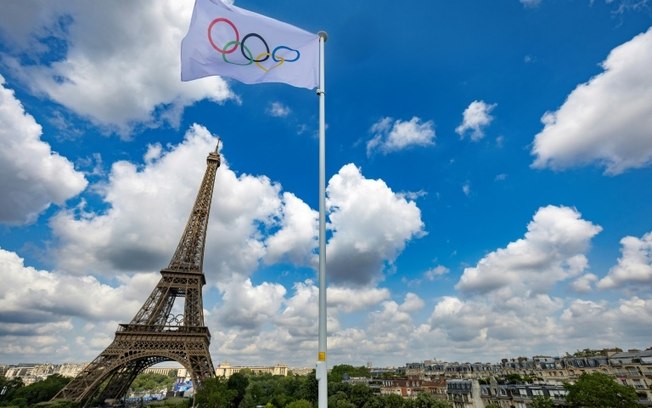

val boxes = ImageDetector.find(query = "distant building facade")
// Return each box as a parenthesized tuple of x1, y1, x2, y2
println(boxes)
(2, 363, 86, 385)
(215, 362, 289, 378)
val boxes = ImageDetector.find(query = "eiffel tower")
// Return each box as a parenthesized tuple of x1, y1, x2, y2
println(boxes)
(54, 145, 221, 406)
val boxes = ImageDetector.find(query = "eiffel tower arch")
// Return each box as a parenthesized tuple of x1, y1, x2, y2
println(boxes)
(54, 145, 221, 406)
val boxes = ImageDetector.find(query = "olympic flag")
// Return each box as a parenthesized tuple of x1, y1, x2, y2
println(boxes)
(181, 0, 319, 89)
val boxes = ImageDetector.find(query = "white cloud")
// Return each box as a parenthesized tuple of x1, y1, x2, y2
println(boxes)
(366, 116, 435, 155)
(399, 293, 426, 313)
(264, 192, 318, 266)
(0, 1, 232, 133)
(571, 273, 598, 293)
(329, 286, 391, 313)
(598, 232, 652, 290)
(425, 265, 449, 281)
(456, 205, 602, 297)
(0, 75, 87, 224)
(421, 204, 652, 361)
(560, 296, 652, 341)
(215, 278, 287, 331)
(326, 164, 425, 285)
(49, 124, 282, 281)
(0, 247, 159, 362)
(267, 102, 291, 118)
(462, 181, 471, 197)
(455, 100, 497, 141)
(531, 27, 652, 174)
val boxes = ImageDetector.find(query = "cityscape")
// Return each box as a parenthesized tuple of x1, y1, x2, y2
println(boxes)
(2, 347, 651, 406)
(1, 0, 652, 407)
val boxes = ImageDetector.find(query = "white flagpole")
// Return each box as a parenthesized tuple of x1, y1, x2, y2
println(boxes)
(316, 30, 328, 408)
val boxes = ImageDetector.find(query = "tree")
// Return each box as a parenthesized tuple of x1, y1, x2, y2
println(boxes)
(564, 372, 640, 408)
(286, 400, 312, 408)
(349, 384, 373, 407)
(131, 372, 175, 392)
(10, 374, 71, 406)
(405, 393, 452, 408)
(194, 377, 236, 408)
(226, 372, 248, 407)
(329, 365, 371, 382)
(298, 371, 318, 404)
(35, 401, 81, 408)
(384, 394, 406, 408)
(328, 390, 352, 408)
(0, 376, 24, 403)
(531, 396, 554, 408)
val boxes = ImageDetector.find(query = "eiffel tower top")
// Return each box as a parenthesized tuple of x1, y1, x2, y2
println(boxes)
(166, 141, 221, 273)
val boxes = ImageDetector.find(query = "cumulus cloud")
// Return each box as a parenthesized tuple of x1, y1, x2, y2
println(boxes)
(531, 27, 652, 174)
(456, 205, 602, 297)
(571, 273, 599, 293)
(560, 296, 652, 341)
(455, 100, 497, 141)
(0, 75, 87, 224)
(598, 232, 652, 290)
(366, 116, 435, 155)
(215, 278, 287, 331)
(329, 286, 391, 313)
(49, 124, 282, 280)
(0, 247, 158, 362)
(264, 192, 318, 266)
(423, 205, 652, 360)
(0, 1, 232, 133)
(425, 265, 449, 281)
(326, 164, 425, 285)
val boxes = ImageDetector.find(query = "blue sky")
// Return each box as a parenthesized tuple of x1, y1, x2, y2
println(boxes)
(0, 0, 651, 368)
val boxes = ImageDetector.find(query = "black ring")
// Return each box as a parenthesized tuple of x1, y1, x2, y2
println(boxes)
(241, 33, 270, 62)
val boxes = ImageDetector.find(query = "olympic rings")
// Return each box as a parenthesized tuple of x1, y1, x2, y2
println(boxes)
(241, 33, 269, 62)
(207, 17, 301, 70)
(208, 18, 238, 54)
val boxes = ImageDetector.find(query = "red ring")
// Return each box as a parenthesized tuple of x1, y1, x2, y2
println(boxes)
(208, 18, 239, 54)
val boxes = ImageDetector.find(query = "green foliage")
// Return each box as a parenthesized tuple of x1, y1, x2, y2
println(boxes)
(35, 401, 81, 408)
(286, 400, 312, 408)
(145, 397, 191, 407)
(193, 370, 452, 408)
(564, 372, 640, 408)
(383, 394, 406, 408)
(0, 376, 24, 403)
(329, 365, 371, 383)
(571, 348, 622, 357)
(484, 404, 501, 408)
(531, 396, 554, 408)
(8, 375, 71, 407)
(504, 374, 524, 384)
(194, 377, 236, 408)
(227, 372, 249, 407)
(404, 393, 451, 408)
(131, 372, 175, 392)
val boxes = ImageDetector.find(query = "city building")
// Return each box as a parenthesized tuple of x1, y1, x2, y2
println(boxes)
(214, 362, 289, 378)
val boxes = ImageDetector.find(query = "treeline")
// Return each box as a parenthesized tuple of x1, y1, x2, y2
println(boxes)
(0, 374, 76, 407)
(0, 365, 644, 407)
(195, 367, 453, 408)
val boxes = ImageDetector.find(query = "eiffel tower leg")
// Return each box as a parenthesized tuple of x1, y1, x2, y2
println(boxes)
(54, 351, 119, 404)
(96, 359, 152, 403)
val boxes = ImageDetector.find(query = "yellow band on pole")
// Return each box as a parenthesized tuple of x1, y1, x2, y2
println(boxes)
(318, 352, 326, 361)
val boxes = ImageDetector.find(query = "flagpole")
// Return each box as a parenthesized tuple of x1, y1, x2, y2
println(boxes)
(316, 30, 328, 408)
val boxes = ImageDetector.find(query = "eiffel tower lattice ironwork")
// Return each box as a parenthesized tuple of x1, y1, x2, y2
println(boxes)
(54, 146, 221, 406)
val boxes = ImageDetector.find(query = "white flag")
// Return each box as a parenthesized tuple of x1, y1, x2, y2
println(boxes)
(181, 0, 319, 90)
